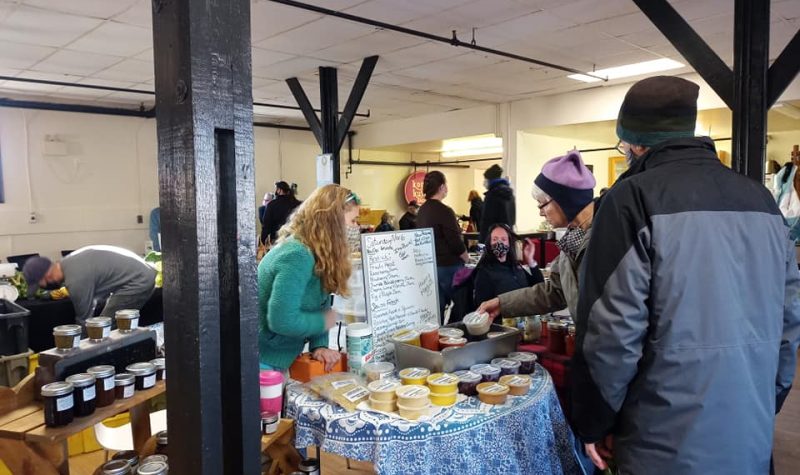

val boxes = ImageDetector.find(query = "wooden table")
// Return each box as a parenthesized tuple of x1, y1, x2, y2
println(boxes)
(261, 419, 301, 475)
(0, 375, 166, 475)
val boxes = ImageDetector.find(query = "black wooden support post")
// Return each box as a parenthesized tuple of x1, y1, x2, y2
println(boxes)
(320, 66, 340, 182)
(768, 29, 800, 107)
(731, 0, 770, 181)
(151, 0, 260, 473)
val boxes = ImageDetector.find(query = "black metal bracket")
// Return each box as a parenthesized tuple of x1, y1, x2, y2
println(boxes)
(768, 28, 800, 107)
(286, 77, 323, 144)
(337, 56, 378, 151)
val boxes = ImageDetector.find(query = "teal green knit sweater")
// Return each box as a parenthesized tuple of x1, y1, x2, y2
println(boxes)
(258, 238, 330, 370)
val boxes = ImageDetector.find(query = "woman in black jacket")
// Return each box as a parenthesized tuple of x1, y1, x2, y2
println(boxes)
(473, 223, 543, 305)
(466, 190, 483, 233)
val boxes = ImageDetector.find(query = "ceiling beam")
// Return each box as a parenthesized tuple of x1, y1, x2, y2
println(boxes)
(336, 55, 378, 152)
(286, 77, 323, 145)
(767, 28, 800, 107)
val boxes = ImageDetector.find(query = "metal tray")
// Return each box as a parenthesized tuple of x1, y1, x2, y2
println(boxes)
(393, 323, 521, 373)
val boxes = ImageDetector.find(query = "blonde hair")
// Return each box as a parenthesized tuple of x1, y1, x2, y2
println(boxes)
(277, 184, 357, 295)
(467, 190, 481, 201)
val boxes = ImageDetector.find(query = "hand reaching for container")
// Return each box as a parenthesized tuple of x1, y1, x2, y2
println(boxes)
(312, 347, 341, 372)
(477, 298, 501, 320)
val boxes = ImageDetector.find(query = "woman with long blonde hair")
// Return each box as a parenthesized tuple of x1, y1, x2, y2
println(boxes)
(258, 184, 360, 371)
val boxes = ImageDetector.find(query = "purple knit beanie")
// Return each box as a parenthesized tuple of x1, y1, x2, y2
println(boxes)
(533, 150, 595, 222)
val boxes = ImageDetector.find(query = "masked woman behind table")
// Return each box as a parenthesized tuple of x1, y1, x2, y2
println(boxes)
(478, 150, 595, 320)
(258, 184, 361, 372)
(473, 223, 544, 305)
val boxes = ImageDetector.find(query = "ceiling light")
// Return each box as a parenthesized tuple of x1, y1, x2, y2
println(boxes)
(568, 58, 685, 83)
(441, 136, 503, 158)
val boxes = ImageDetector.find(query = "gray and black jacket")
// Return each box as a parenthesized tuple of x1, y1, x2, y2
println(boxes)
(572, 137, 800, 474)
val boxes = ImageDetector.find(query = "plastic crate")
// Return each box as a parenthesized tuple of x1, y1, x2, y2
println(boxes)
(0, 349, 32, 387)
(0, 299, 30, 356)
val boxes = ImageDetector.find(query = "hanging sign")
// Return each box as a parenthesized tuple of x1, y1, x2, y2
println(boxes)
(403, 170, 426, 204)
(317, 154, 333, 188)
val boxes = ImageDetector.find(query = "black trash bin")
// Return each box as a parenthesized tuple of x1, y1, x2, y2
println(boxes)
(0, 299, 30, 356)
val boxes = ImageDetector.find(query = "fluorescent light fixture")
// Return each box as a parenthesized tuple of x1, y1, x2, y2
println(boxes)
(568, 58, 685, 83)
(441, 136, 503, 158)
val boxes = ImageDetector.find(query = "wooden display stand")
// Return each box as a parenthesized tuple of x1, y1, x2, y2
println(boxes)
(0, 374, 165, 474)
(261, 419, 301, 475)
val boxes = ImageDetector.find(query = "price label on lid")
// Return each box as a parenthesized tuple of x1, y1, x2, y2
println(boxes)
(372, 381, 397, 392)
(331, 379, 357, 389)
(403, 368, 427, 378)
(343, 386, 369, 402)
(483, 384, 506, 394)
(431, 375, 457, 385)
(402, 387, 427, 398)
(507, 377, 527, 386)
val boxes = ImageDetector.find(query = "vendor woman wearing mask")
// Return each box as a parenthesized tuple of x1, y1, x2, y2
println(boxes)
(258, 184, 361, 372)
(478, 150, 595, 319)
(473, 223, 544, 305)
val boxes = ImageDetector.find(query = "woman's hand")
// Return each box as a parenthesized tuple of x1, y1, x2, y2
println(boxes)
(311, 347, 341, 372)
(522, 238, 537, 267)
(477, 298, 501, 320)
(585, 435, 614, 470)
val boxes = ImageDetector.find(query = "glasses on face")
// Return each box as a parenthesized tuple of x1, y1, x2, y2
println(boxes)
(537, 199, 553, 210)
(615, 140, 624, 155)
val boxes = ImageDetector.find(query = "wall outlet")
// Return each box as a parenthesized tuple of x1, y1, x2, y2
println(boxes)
(29, 212, 37, 224)
(137, 215, 143, 224)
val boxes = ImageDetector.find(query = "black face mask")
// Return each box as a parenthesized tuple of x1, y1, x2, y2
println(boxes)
(491, 242, 510, 259)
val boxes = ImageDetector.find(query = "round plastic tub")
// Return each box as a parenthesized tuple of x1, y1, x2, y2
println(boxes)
(369, 396, 398, 412)
(391, 328, 421, 347)
(398, 367, 430, 386)
(463, 311, 491, 336)
(490, 358, 521, 376)
(499, 374, 532, 396)
(438, 337, 467, 350)
(397, 401, 429, 420)
(418, 323, 440, 351)
(429, 391, 457, 406)
(438, 327, 464, 339)
(368, 379, 400, 402)
(426, 373, 458, 394)
(453, 370, 482, 396)
(476, 382, 510, 405)
(470, 364, 501, 383)
(363, 361, 394, 383)
(395, 384, 430, 409)
(508, 352, 538, 374)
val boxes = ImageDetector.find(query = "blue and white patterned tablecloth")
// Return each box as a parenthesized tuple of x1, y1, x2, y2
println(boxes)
(285, 364, 583, 475)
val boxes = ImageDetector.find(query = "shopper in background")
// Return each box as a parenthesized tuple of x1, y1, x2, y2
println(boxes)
(398, 200, 419, 230)
(416, 171, 468, 321)
(479, 164, 516, 241)
(477, 150, 595, 320)
(573, 76, 800, 475)
(464, 190, 484, 233)
(260, 180, 301, 245)
(773, 144, 800, 242)
(149, 207, 160, 252)
(473, 223, 543, 306)
(258, 184, 360, 372)
(375, 212, 395, 232)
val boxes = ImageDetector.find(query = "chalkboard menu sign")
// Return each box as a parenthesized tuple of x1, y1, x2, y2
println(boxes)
(361, 229, 439, 361)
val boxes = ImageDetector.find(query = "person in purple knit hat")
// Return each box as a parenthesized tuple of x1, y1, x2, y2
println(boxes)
(478, 149, 595, 321)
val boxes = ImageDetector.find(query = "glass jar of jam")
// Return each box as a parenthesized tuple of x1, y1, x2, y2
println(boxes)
(65, 373, 96, 417)
(88, 365, 116, 407)
(112, 451, 139, 472)
(453, 370, 481, 396)
(155, 430, 168, 455)
(115, 373, 136, 399)
(566, 325, 576, 357)
(85, 316, 112, 342)
(126, 362, 157, 390)
(136, 461, 168, 475)
(547, 321, 567, 354)
(261, 412, 279, 435)
(41, 381, 75, 427)
(53, 324, 82, 351)
(149, 358, 166, 381)
(141, 455, 168, 465)
(101, 460, 132, 475)
(115, 309, 140, 333)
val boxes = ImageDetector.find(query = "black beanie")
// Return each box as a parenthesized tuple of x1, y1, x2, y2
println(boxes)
(484, 164, 503, 180)
(616, 76, 699, 147)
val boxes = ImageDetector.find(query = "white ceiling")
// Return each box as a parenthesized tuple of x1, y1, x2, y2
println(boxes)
(0, 0, 798, 125)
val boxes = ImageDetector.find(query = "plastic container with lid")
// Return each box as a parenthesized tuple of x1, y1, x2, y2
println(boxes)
(362, 361, 394, 383)
(438, 337, 467, 350)
(368, 396, 398, 412)
(141, 455, 168, 465)
(260, 370, 283, 415)
(499, 374, 532, 396)
(136, 461, 168, 475)
(490, 358, 521, 376)
(429, 390, 457, 406)
(147, 358, 165, 381)
(391, 328, 421, 347)
(398, 367, 430, 385)
(396, 400, 429, 420)
(438, 327, 464, 339)
(395, 384, 430, 409)
(101, 460, 132, 475)
(426, 373, 458, 394)
(112, 450, 140, 472)
(477, 382, 510, 405)
(115, 373, 135, 399)
(126, 362, 157, 390)
(85, 316, 112, 341)
(155, 430, 168, 454)
(87, 365, 116, 407)
(41, 381, 74, 427)
(547, 321, 568, 354)
(65, 373, 96, 417)
(508, 352, 538, 374)
(470, 364, 501, 383)
(463, 311, 491, 336)
(261, 412, 279, 435)
(115, 309, 140, 333)
(345, 323, 373, 376)
(418, 323, 440, 351)
(53, 324, 82, 351)
(368, 379, 400, 402)
(453, 370, 482, 396)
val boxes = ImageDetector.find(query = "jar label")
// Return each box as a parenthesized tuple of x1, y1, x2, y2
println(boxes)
(56, 395, 73, 411)
(103, 377, 114, 391)
(431, 375, 457, 385)
(130, 319, 139, 330)
(499, 360, 518, 368)
(343, 386, 369, 402)
(371, 381, 397, 392)
(83, 385, 96, 401)
(401, 386, 427, 398)
(507, 377, 528, 386)
(72, 335, 80, 348)
(401, 368, 427, 378)
(124, 384, 134, 398)
(483, 384, 506, 394)
(102, 327, 110, 338)
(143, 374, 156, 388)
(331, 379, 357, 389)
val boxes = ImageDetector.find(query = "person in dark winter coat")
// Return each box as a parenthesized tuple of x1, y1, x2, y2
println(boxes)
(573, 76, 800, 475)
(398, 200, 419, 230)
(464, 190, 483, 233)
(479, 164, 516, 241)
(375, 212, 395, 232)
(261, 181, 301, 244)
(473, 224, 543, 305)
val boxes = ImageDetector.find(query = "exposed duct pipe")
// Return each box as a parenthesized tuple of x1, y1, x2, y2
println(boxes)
(0, 75, 371, 117)
(268, 0, 607, 81)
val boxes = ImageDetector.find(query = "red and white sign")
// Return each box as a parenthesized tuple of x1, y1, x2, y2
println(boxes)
(404, 171, 426, 205)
